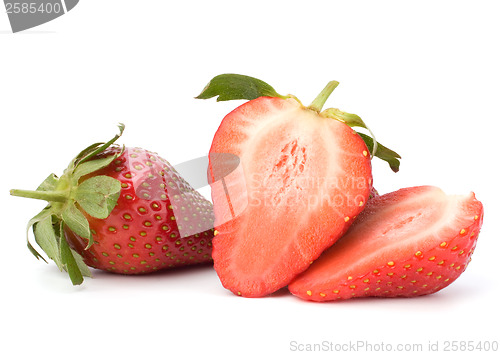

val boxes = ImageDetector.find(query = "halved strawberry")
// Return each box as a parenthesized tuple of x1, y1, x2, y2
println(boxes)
(288, 186, 484, 301)
(197, 74, 400, 297)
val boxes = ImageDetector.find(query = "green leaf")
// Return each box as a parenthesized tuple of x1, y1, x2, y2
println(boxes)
(357, 132, 401, 172)
(71, 249, 92, 277)
(26, 207, 54, 262)
(73, 123, 125, 167)
(36, 174, 59, 192)
(72, 155, 118, 183)
(58, 222, 92, 279)
(73, 175, 121, 219)
(33, 214, 64, 270)
(73, 142, 103, 165)
(195, 74, 287, 102)
(322, 108, 368, 130)
(27, 242, 45, 262)
(71, 248, 92, 278)
(61, 203, 92, 246)
(59, 232, 84, 285)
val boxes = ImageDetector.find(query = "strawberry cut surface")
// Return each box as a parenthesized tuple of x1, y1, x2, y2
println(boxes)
(288, 186, 484, 301)
(209, 97, 372, 297)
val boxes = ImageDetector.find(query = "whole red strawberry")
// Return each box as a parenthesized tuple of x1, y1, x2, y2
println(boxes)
(10, 124, 214, 285)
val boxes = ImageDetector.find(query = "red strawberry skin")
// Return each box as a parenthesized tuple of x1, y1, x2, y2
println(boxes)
(66, 147, 214, 274)
(209, 97, 372, 297)
(288, 186, 484, 301)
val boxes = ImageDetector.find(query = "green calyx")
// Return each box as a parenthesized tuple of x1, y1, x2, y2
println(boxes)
(10, 124, 125, 285)
(196, 74, 401, 172)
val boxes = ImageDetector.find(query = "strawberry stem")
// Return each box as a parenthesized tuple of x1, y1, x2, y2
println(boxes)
(308, 81, 339, 112)
(10, 189, 68, 203)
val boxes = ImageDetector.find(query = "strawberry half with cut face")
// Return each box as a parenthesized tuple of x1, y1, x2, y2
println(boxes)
(197, 74, 400, 297)
(288, 186, 484, 301)
(10, 124, 214, 285)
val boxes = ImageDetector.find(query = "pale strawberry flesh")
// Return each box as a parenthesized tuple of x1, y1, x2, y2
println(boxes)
(209, 97, 372, 297)
(288, 186, 484, 301)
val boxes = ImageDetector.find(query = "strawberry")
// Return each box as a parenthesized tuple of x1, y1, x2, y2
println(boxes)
(196, 74, 400, 297)
(288, 186, 484, 301)
(369, 186, 379, 199)
(10, 124, 214, 285)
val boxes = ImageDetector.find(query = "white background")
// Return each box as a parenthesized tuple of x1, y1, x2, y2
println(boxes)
(1, 1, 499, 354)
